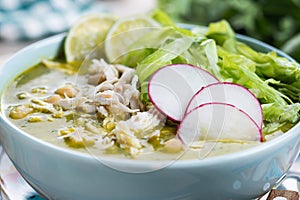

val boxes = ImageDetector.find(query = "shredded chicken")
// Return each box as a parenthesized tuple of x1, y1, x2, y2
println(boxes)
(77, 59, 165, 156)
(112, 108, 166, 155)
(10, 58, 171, 157)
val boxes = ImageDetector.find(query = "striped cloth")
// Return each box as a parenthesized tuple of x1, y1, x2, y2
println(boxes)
(0, 0, 107, 41)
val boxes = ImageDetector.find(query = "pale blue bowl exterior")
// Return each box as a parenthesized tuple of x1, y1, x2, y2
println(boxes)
(0, 33, 300, 200)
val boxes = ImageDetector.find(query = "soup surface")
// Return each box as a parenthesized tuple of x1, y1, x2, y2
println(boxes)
(2, 60, 260, 160)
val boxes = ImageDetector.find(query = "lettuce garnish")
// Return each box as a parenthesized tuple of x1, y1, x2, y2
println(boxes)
(206, 20, 300, 136)
(121, 10, 300, 136)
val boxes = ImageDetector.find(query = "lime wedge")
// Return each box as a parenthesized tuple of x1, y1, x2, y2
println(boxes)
(65, 13, 116, 63)
(104, 15, 161, 63)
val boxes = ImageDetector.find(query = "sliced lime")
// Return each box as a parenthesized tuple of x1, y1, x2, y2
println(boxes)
(65, 13, 116, 63)
(104, 15, 161, 63)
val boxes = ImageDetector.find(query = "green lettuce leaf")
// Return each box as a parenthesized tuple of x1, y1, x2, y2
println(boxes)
(136, 35, 194, 84)
(217, 47, 289, 105)
(150, 9, 195, 37)
(181, 39, 223, 80)
(206, 20, 235, 45)
(206, 19, 300, 135)
(272, 81, 300, 102)
(262, 103, 300, 134)
(120, 27, 184, 67)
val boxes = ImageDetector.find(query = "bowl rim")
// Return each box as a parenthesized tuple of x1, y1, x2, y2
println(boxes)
(1, 28, 300, 170)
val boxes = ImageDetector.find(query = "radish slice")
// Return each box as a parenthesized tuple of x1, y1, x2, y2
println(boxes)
(177, 103, 262, 146)
(148, 64, 218, 121)
(186, 82, 263, 129)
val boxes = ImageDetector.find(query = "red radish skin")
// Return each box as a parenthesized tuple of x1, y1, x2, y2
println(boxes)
(186, 82, 263, 130)
(148, 64, 219, 122)
(177, 102, 263, 147)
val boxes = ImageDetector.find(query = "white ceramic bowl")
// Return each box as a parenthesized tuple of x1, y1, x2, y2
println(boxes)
(0, 33, 300, 200)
